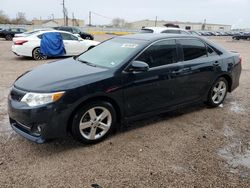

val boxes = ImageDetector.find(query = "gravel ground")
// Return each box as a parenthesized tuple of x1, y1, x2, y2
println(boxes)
(0, 35, 250, 188)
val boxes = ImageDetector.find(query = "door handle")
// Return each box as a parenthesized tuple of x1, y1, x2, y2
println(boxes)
(172, 68, 190, 74)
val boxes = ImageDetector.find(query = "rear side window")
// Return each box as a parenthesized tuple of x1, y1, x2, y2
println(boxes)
(61, 33, 78, 40)
(72, 28, 81, 34)
(136, 40, 177, 68)
(140, 29, 153, 33)
(161, 30, 181, 34)
(207, 46, 218, 56)
(179, 39, 207, 61)
(37, 34, 43, 39)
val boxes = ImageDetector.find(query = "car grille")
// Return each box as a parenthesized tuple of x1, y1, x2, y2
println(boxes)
(10, 87, 26, 101)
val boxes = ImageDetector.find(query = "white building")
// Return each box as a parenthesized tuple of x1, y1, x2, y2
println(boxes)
(128, 20, 231, 31)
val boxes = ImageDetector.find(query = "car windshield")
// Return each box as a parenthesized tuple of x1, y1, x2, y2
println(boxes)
(77, 38, 146, 68)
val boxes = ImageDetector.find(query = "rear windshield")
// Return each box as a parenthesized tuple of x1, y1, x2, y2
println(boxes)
(140, 29, 153, 33)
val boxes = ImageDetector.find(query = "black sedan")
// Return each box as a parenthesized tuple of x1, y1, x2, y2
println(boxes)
(0, 28, 27, 40)
(53, 26, 94, 40)
(232, 32, 250, 40)
(8, 34, 242, 144)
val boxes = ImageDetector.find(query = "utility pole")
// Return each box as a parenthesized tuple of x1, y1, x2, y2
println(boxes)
(62, 0, 65, 26)
(72, 12, 74, 26)
(155, 16, 158, 27)
(89, 11, 92, 26)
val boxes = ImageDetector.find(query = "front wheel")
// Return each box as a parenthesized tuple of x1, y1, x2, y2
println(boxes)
(71, 101, 116, 144)
(32, 48, 47, 60)
(207, 77, 228, 107)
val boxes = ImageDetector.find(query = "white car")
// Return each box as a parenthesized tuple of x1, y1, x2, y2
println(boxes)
(12, 30, 100, 60)
(14, 28, 55, 37)
(140, 27, 191, 35)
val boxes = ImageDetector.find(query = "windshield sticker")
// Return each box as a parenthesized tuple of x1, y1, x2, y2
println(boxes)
(121, 43, 138, 48)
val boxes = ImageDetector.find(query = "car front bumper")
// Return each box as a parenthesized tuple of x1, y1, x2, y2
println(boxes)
(8, 87, 71, 143)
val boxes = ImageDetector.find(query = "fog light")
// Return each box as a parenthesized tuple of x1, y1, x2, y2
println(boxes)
(31, 124, 43, 136)
(37, 126, 42, 133)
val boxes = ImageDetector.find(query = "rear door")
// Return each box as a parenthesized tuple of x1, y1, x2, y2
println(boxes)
(174, 38, 220, 103)
(60, 33, 84, 55)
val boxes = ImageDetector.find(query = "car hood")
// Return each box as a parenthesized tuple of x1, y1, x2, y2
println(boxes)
(14, 57, 110, 92)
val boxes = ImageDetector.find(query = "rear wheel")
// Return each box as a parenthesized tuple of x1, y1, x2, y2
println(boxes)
(32, 48, 47, 60)
(71, 101, 116, 144)
(5, 34, 13, 41)
(207, 77, 228, 107)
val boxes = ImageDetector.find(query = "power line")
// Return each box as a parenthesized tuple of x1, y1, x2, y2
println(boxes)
(91, 11, 113, 20)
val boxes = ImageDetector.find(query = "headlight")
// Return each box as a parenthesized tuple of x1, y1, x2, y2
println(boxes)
(21, 91, 65, 107)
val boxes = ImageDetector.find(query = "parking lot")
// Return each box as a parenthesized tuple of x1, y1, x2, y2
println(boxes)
(0, 35, 250, 187)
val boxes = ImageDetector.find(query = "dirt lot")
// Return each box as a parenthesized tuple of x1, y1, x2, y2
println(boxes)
(0, 35, 250, 188)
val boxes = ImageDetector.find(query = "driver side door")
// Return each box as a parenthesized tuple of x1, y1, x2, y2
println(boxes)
(123, 39, 182, 117)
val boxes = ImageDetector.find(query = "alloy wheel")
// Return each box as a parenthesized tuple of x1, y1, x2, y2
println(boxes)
(33, 48, 47, 60)
(211, 80, 227, 104)
(79, 106, 112, 140)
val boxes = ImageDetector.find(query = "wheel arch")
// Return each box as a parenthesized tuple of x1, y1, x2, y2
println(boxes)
(67, 95, 122, 133)
(220, 74, 232, 92)
(32, 46, 40, 57)
(204, 73, 232, 102)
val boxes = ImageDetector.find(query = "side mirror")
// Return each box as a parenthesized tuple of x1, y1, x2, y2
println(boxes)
(129, 61, 149, 73)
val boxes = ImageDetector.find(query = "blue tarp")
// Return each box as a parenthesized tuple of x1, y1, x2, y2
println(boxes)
(40, 32, 65, 56)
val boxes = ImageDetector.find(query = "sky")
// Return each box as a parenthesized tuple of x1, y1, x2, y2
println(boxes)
(1, 0, 250, 28)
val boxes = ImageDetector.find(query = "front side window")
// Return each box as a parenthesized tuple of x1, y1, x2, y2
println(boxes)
(136, 40, 177, 68)
(179, 39, 207, 61)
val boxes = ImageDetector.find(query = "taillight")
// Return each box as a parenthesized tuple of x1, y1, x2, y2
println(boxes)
(239, 56, 242, 64)
(14, 40, 28, 45)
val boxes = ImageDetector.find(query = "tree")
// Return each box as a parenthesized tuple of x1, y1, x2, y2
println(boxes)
(12, 12, 27, 24)
(112, 18, 126, 28)
(0, 10, 10, 24)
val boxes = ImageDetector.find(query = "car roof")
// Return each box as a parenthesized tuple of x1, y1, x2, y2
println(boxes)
(34, 30, 75, 35)
(118, 33, 228, 53)
(119, 33, 197, 41)
(142, 27, 188, 33)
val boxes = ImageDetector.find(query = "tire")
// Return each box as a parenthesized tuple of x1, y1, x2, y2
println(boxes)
(207, 77, 228, 107)
(71, 101, 117, 144)
(233, 37, 239, 40)
(5, 34, 13, 41)
(32, 47, 47, 60)
(84, 35, 93, 40)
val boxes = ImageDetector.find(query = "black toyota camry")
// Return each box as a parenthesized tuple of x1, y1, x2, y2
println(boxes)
(8, 34, 242, 144)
